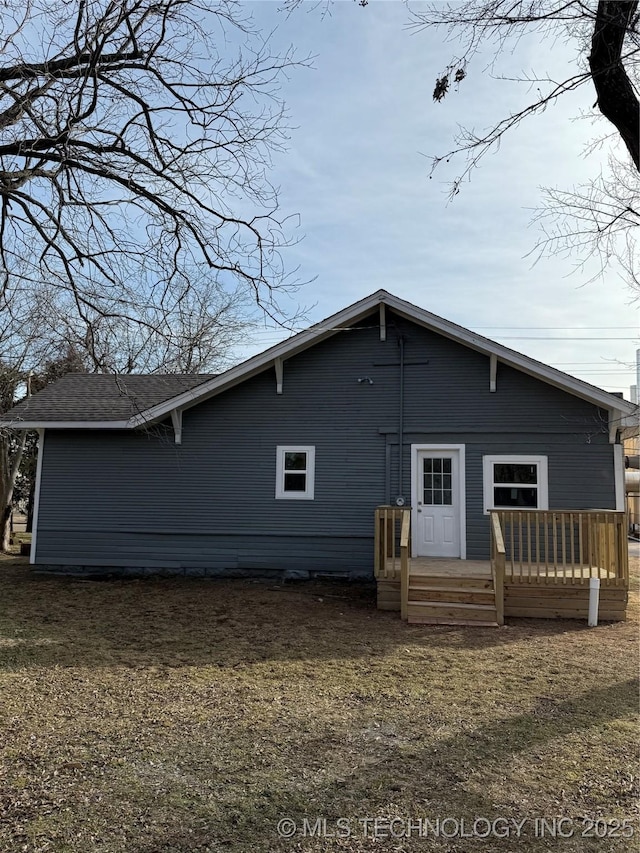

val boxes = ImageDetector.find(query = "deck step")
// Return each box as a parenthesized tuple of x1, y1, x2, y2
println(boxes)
(408, 601, 497, 611)
(407, 616, 500, 627)
(408, 586, 495, 604)
(406, 601, 498, 625)
(409, 574, 493, 589)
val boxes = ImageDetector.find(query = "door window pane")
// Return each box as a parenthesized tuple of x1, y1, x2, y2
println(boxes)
(423, 457, 453, 506)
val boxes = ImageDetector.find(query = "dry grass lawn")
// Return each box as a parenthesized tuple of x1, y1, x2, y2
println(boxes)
(0, 553, 638, 852)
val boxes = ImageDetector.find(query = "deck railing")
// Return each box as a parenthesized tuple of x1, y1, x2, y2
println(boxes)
(374, 505, 411, 582)
(489, 510, 628, 586)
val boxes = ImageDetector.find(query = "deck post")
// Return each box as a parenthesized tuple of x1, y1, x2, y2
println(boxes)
(400, 552, 408, 621)
(490, 512, 506, 626)
(616, 513, 628, 585)
(400, 509, 410, 621)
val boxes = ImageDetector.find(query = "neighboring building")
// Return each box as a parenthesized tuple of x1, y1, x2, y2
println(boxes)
(1, 290, 635, 584)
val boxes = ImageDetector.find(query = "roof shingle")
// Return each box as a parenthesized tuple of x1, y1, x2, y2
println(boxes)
(3, 374, 214, 423)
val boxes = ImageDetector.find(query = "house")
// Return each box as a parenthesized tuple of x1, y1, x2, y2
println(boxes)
(1, 290, 635, 624)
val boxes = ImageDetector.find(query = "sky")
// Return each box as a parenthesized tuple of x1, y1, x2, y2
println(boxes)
(234, 1, 638, 397)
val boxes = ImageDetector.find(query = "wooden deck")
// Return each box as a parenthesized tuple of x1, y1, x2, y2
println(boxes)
(388, 557, 492, 578)
(374, 506, 629, 626)
(378, 554, 500, 626)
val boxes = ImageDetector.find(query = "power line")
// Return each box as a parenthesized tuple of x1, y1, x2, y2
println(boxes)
(473, 326, 638, 330)
(492, 336, 638, 341)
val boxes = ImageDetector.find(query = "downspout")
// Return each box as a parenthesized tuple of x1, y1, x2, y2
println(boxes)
(385, 442, 391, 506)
(397, 335, 405, 505)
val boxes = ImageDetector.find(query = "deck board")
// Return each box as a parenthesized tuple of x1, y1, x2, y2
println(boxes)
(382, 557, 491, 579)
(409, 558, 492, 578)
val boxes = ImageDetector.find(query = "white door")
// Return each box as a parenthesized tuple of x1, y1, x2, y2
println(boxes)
(414, 450, 461, 557)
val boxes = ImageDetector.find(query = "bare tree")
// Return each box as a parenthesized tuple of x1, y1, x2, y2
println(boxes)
(0, 365, 27, 550)
(0, 0, 310, 550)
(41, 274, 258, 373)
(0, 298, 48, 551)
(0, 276, 259, 550)
(533, 155, 640, 287)
(413, 2, 638, 174)
(408, 1, 639, 284)
(0, 0, 307, 324)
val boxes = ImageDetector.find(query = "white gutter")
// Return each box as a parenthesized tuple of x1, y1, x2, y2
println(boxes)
(0, 420, 130, 430)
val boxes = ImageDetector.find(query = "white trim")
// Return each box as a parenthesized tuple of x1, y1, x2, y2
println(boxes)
(0, 420, 130, 429)
(274, 357, 283, 395)
(410, 444, 466, 560)
(170, 409, 183, 445)
(614, 443, 625, 511)
(489, 353, 497, 392)
(4, 292, 633, 430)
(129, 294, 395, 428)
(275, 445, 315, 500)
(4, 291, 633, 430)
(482, 454, 549, 514)
(30, 429, 45, 565)
(385, 294, 635, 414)
(609, 409, 620, 444)
(127, 290, 634, 429)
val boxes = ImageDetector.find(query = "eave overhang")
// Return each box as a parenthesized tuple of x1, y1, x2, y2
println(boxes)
(0, 290, 634, 431)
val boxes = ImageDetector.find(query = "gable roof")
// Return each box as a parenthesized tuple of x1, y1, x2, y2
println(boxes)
(2, 373, 214, 427)
(0, 290, 635, 429)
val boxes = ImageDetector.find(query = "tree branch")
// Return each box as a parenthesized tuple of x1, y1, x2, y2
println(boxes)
(589, 0, 640, 169)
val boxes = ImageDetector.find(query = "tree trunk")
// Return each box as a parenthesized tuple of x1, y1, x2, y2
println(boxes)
(589, 1, 640, 170)
(0, 431, 26, 551)
(26, 475, 35, 533)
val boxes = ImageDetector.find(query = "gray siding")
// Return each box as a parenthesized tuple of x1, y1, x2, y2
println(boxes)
(35, 311, 616, 575)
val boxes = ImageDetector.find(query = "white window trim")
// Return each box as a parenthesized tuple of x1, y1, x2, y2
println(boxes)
(482, 454, 548, 514)
(275, 445, 315, 500)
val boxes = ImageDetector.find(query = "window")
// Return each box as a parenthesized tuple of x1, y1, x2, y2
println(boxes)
(276, 446, 315, 500)
(483, 455, 548, 513)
